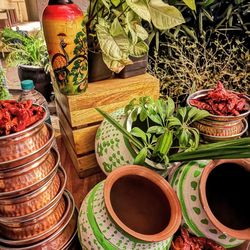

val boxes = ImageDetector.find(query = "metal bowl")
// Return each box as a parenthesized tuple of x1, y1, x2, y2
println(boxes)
(0, 147, 60, 198)
(0, 123, 55, 169)
(0, 166, 66, 224)
(187, 89, 250, 122)
(199, 118, 248, 142)
(0, 167, 61, 217)
(0, 190, 74, 248)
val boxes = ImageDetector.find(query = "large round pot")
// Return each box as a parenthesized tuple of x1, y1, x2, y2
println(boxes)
(18, 65, 53, 101)
(78, 165, 181, 249)
(0, 121, 54, 169)
(0, 190, 73, 247)
(95, 108, 172, 176)
(0, 146, 59, 198)
(169, 159, 250, 248)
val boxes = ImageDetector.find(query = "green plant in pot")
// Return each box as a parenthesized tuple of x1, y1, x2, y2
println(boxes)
(86, 0, 186, 81)
(0, 28, 52, 101)
(95, 96, 250, 176)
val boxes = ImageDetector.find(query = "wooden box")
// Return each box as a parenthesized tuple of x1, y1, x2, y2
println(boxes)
(54, 73, 160, 178)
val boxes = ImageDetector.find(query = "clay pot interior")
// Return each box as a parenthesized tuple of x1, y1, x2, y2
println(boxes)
(200, 160, 250, 239)
(104, 165, 181, 242)
(110, 175, 171, 235)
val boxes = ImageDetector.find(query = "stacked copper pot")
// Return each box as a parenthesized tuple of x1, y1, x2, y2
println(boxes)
(0, 110, 78, 249)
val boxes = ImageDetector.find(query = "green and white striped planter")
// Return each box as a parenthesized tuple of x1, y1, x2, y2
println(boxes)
(169, 160, 244, 248)
(78, 181, 172, 250)
(95, 109, 170, 176)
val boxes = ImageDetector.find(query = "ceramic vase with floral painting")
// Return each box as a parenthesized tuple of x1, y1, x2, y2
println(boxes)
(169, 159, 250, 248)
(42, 0, 88, 95)
(78, 165, 181, 250)
(95, 108, 178, 176)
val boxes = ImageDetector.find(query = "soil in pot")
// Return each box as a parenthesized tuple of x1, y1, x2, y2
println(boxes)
(206, 163, 250, 230)
(88, 51, 113, 82)
(110, 174, 171, 235)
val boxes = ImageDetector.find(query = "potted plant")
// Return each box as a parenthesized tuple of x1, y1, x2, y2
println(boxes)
(86, 0, 186, 81)
(0, 28, 52, 101)
(95, 96, 250, 176)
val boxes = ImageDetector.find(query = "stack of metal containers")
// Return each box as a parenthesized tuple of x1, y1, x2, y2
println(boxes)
(0, 109, 78, 249)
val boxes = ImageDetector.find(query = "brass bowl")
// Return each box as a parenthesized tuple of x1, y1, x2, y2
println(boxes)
(0, 167, 61, 217)
(187, 89, 250, 122)
(0, 196, 65, 240)
(0, 147, 59, 198)
(0, 190, 74, 248)
(0, 123, 55, 169)
(0, 166, 66, 224)
(199, 119, 248, 142)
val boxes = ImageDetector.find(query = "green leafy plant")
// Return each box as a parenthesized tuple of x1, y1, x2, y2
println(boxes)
(97, 96, 210, 168)
(97, 98, 250, 171)
(86, 0, 186, 73)
(0, 66, 10, 100)
(0, 28, 51, 72)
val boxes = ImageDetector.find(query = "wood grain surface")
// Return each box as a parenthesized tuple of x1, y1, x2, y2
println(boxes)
(57, 137, 249, 250)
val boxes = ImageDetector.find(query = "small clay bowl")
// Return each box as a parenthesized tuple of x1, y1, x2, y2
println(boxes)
(200, 159, 250, 240)
(0, 147, 59, 198)
(0, 190, 75, 248)
(104, 165, 181, 242)
(0, 166, 63, 217)
(0, 166, 66, 224)
(187, 89, 250, 122)
(0, 123, 55, 169)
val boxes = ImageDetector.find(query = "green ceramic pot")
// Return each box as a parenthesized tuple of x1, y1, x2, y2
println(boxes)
(169, 159, 250, 248)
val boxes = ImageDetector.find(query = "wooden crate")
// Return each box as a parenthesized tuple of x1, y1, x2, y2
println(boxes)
(54, 73, 160, 177)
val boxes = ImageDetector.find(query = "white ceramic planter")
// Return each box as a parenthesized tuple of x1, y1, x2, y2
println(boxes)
(169, 160, 247, 248)
(95, 109, 171, 176)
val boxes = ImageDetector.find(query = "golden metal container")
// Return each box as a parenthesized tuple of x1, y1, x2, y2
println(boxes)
(0, 167, 62, 217)
(0, 123, 55, 169)
(0, 190, 75, 248)
(0, 147, 59, 198)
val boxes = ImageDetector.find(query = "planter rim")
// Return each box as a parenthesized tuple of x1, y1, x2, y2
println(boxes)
(199, 159, 250, 240)
(104, 165, 181, 242)
(18, 64, 45, 70)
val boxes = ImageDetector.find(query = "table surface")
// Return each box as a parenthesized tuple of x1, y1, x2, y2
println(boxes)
(57, 137, 249, 250)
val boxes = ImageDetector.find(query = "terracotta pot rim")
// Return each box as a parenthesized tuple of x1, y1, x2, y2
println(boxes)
(200, 159, 250, 240)
(104, 165, 181, 242)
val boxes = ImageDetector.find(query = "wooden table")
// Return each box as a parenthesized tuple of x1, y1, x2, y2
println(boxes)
(57, 137, 249, 250)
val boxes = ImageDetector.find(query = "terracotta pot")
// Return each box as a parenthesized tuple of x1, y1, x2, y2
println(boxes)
(95, 108, 178, 176)
(116, 54, 148, 79)
(18, 65, 53, 101)
(169, 159, 250, 248)
(78, 165, 181, 249)
(88, 51, 113, 82)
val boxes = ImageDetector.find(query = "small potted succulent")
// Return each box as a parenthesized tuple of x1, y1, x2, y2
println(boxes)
(0, 28, 52, 101)
(86, 0, 186, 81)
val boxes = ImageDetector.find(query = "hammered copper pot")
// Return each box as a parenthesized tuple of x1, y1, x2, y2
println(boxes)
(0, 167, 66, 224)
(0, 191, 75, 248)
(0, 166, 64, 217)
(0, 118, 54, 169)
(0, 147, 59, 198)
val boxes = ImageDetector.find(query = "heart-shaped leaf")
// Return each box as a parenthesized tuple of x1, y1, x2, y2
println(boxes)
(126, 0, 151, 22)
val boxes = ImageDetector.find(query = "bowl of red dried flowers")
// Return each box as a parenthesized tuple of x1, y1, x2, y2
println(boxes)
(187, 82, 250, 142)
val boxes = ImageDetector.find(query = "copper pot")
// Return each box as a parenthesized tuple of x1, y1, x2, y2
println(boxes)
(0, 166, 66, 224)
(0, 191, 74, 248)
(0, 147, 60, 198)
(0, 167, 62, 217)
(0, 123, 55, 169)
